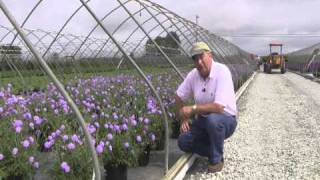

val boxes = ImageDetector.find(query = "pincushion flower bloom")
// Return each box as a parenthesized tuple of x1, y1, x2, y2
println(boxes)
(13, 120, 23, 127)
(28, 136, 35, 144)
(23, 112, 32, 120)
(6, 96, 18, 105)
(22, 140, 30, 148)
(67, 143, 76, 150)
(144, 118, 150, 124)
(136, 135, 142, 143)
(12, 147, 18, 156)
(62, 135, 69, 141)
(107, 133, 113, 141)
(96, 144, 104, 154)
(130, 119, 137, 127)
(60, 124, 65, 130)
(61, 162, 71, 173)
(0, 154, 4, 160)
(29, 122, 34, 129)
(104, 123, 109, 129)
(28, 156, 34, 164)
(124, 142, 130, 149)
(15, 126, 22, 133)
(122, 124, 128, 131)
(151, 134, 156, 141)
(44, 141, 53, 149)
(94, 121, 100, 128)
(33, 162, 39, 169)
(55, 129, 61, 136)
(33, 116, 43, 125)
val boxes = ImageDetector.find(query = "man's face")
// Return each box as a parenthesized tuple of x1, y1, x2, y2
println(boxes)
(192, 52, 212, 78)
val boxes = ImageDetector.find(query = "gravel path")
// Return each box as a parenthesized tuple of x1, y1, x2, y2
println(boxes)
(184, 72, 320, 180)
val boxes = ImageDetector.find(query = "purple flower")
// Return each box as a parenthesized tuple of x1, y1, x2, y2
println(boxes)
(144, 118, 150, 124)
(62, 135, 69, 141)
(0, 107, 3, 113)
(113, 112, 118, 120)
(33, 161, 39, 169)
(107, 133, 113, 141)
(0, 154, 4, 160)
(55, 130, 61, 136)
(104, 123, 109, 129)
(13, 120, 23, 127)
(61, 162, 71, 173)
(6, 96, 18, 105)
(71, 134, 79, 142)
(51, 132, 57, 138)
(28, 156, 34, 164)
(60, 124, 65, 130)
(29, 122, 34, 129)
(94, 121, 100, 128)
(67, 143, 76, 150)
(136, 135, 142, 143)
(114, 125, 120, 133)
(21, 140, 30, 148)
(28, 136, 35, 144)
(96, 144, 104, 154)
(15, 126, 22, 133)
(48, 135, 53, 141)
(109, 145, 112, 152)
(33, 116, 43, 125)
(123, 142, 130, 149)
(92, 114, 98, 121)
(44, 141, 53, 149)
(87, 125, 96, 134)
(12, 147, 18, 156)
(23, 112, 32, 120)
(151, 134, 156, 141)
(122, 124, 128, 131)
(130, 120, 137, 127)
(138, 117, 143, 122)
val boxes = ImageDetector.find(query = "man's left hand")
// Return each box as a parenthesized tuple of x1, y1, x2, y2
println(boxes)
(179, 106, 193, 119)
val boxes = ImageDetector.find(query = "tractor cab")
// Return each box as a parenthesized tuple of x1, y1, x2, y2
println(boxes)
(263, 43, 286, 74)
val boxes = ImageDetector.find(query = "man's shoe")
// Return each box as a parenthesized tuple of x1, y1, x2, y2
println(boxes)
(208, 161, 224, 173)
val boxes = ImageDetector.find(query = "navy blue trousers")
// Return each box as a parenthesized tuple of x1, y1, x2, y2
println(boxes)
(178, 113, 237, 164)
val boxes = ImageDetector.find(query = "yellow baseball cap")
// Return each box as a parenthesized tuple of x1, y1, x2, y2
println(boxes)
(190, 42, 211, 56)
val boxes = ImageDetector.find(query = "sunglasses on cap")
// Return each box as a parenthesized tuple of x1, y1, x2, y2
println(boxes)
(191, 53, 204, 61)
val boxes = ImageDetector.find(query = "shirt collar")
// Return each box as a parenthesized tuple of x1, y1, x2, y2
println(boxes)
(208, 59, 215, 79)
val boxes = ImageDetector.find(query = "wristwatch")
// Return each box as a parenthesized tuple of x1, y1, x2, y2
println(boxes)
(191, 104, 197, 114)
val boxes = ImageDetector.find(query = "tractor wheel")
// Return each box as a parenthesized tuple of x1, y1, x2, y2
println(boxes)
(263, 64, 267, 73)
(267, 64, 272, 74)
(281, 62, 286, 74)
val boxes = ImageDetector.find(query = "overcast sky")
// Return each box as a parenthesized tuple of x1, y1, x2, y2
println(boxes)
(1, 0, 320, 56)
(155, 0, 320, 55)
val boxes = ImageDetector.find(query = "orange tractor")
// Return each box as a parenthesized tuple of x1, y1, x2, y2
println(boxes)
(263, 43, 286, 74)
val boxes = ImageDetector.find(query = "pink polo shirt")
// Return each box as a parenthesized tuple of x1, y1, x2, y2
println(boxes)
(176, 61, 237, 116)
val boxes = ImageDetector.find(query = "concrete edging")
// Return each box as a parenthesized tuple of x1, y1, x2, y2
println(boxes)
(162, 71, 258, 180)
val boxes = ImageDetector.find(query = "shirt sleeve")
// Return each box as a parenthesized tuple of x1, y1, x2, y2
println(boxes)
(176, 71, 193, 102)
(214, 66, 235, 107)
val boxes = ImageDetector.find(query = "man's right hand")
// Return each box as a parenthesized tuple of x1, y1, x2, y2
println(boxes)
(180, 119, 190, 133)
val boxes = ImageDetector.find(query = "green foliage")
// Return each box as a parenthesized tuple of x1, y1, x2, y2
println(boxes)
(145, 31, 181, 56)
(0, 45, 22, 55)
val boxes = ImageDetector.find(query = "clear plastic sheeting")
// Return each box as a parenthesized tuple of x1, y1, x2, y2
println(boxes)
(286, 43, 320, 77)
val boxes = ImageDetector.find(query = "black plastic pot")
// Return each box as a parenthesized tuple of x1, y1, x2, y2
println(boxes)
(6, 175, 24, 180)
(104, 164, 127, 180)
(170, 120, 180, 139)
(138, 145, 151, 166)
(154, 131, 165, 150)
